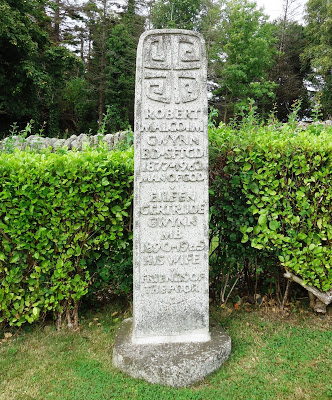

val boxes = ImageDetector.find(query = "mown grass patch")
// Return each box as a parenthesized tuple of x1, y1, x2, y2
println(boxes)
(0, 305, 331, 400)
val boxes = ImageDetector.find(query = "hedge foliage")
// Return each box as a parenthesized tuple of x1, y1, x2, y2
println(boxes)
(1, 120, 332, 328)
(209, 120, 332, 294)
(0, 147, 133, 327)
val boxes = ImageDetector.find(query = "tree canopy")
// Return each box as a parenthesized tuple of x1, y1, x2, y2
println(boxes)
(301, 0, 332, 118)
(0, 0, 330, 137)
(0, 0, 80, 134)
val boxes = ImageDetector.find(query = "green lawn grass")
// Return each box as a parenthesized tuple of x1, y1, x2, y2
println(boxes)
(0, 304, 331, 400)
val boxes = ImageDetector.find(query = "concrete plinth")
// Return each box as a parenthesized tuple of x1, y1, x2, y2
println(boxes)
(112, 318, 231, 387)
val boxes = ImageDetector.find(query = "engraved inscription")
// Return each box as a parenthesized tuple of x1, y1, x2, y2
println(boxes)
(140, 120, 203, 132)
(142, 269, 205, 296)
(145, 283, 200, 295)
(140, 203, 205, 215)
(143, 270, 205, 283)
(141, 160, 204, 172)
(146, 135, 199, 146)
(143, 253, 202, 266)
(150, 191, 196, 202)
(139, 172, 205, 183)
(141, 148, 205, 159)
(134, 30, 209, 340)
(142, 240, 206, 253)
(147, 215, 198, 228)
(160, 230, 182, 240)
(144, 109, 201, 120)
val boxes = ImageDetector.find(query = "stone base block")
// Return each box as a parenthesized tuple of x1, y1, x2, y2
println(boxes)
(112, 318, 231, 387)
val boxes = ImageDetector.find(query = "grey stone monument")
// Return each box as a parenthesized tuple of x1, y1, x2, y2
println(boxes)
(113, 29, 231, 387)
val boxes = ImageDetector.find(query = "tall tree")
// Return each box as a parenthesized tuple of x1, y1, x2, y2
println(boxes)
(278, 0, 302, 53)
(76, 0, 144, 133)
(97, 0, 108, 125)
(81, 0, 117, 129)
(149, 0, 277, 121)
(150, 0, 202, 30)
(270, 20, 311, 121)
(301, 0, 332, 118)
(211, 0, 277, 121)
(0, 0, 80, 136)
(105, 0, 145, 131)
(47, 0, 87, 46)
(199, 0, 226, 63)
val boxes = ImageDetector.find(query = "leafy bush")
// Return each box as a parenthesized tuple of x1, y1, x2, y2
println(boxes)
(0, 147, 133, 328)
(86, 244, 133, 304)
(209, 120, 332, 297)
(2, 115, 332, 328)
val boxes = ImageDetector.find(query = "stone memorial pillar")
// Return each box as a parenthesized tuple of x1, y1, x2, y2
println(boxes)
(113, 30, 231, 387)
(133, 28, 210, 344)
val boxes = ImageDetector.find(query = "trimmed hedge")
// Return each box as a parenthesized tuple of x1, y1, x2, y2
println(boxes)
(209, 121, 332, 295)
(2, 121, 332, 328)
(0, 147, 133, 327)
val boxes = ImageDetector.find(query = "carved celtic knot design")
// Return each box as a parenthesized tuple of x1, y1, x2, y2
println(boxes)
(143, 34, 202, 104)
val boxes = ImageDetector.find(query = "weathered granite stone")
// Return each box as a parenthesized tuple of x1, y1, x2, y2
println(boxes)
(88, 135, 96, 147)
(63, 137, 73, 149)
(119, 131, 126, 141)
(113, 318, 231, 387)
(94, 134, 104, 146)
(49, 137, 58, 147)
(8, 136, 22, 150)
(73, 133, 87, 150)
(133, 29, 210, 344)
(0, 130, 132, 152)
(71, 139, 79, 149)
(28, 136, 44, 149)
(1, 136, 20, 151)
(53, 138, 65, 149)
(42, 138, 52, 149)
(113, 29, 231, 387)
(79, 133, 89, 145)
(68, 134, 78, 148)
(103, 134, 114, 148)
(25, 135, 36, 142)
(114, 132, 120, 145)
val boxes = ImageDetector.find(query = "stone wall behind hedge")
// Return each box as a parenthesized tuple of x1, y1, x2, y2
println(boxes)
(0, 131, 129, 152)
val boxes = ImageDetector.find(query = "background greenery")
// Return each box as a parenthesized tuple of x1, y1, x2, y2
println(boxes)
(1, 119, 332, 329)
(208, 111, 332, 307)
(0, 0, 331, 138)
(0, 2, 331, 396)
(0, 145, 133, 329)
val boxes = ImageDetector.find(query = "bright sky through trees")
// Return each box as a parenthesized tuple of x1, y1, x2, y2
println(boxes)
(255, 0, 306, 21)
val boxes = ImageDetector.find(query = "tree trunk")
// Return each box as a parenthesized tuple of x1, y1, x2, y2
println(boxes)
(54, 0, 61, 44)
(281, 279, 291, 310)
(87, 29, 92, 87)
(55, 302, 79, 330)
(98, 0, 107, 127)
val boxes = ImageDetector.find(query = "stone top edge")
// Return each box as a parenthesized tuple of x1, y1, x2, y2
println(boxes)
(139, 29, 205, 43)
